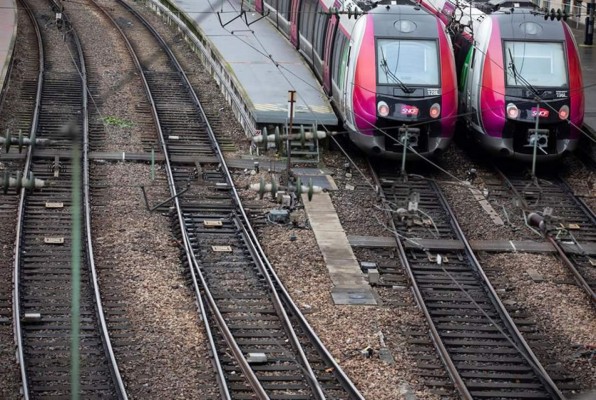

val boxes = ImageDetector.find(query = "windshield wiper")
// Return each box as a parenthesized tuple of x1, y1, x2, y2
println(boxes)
(380, 49, 414, 94)
(508, 48, 540, 97)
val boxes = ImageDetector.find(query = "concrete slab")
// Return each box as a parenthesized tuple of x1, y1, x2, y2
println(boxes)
(347, 236, 596, 255)
(294, 173, 338, 191)
(292, 167, 333, 175)
(527, 269, 545, 283)
(317, 240, 354, 256)
(303, 194, 338, 213)
(348, 235, 397, 248)
(303, 193, 377, 305)
(331, 286, 378, 305)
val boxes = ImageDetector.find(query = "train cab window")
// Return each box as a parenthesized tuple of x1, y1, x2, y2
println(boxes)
(504, 41, 568, 87)
(377, 39, 439, 85)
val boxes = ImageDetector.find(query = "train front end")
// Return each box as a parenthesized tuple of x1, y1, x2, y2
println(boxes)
(476, 13, 584, 161)
(349, 5, 457, 159)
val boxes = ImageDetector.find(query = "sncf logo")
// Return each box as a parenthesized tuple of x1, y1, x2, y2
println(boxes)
(401, 105, 419, 116)
(531, 108, 549, 118)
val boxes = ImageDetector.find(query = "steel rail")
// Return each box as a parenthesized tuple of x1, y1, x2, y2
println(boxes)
(116, 0, 318, 396)
(14, 0, 126, 396)
(234, 216, 329, 399)
(555, 176, 596, 306)
(432, 179, 566, 399)
(237, 214, 367, 399)
(547, 236, 596, 305)
(112, 1, 347, 397)
(149, 17, 328, 399)
(137, 7, 333, 396)
(149, 0, 258, 137)
(12, 0, 43, 397)
(368, 162, 567, 399)
(495, 166, 596, 306)
(367, 163, 473, 400)
(70, 0, 128, 396)
(92, 0, 234, 397)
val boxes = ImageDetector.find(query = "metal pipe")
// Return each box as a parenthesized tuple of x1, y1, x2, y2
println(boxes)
(286, 90, 296, 185)
(140, 184, 190, 211)
(400, 126, 408, 176)
(151, 146, 155, 181)
(531, 100, 540, 178)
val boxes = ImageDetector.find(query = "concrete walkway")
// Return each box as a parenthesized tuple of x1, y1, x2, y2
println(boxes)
(302, 193, 377, 305)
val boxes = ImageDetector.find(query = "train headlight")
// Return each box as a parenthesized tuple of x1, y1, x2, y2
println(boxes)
(506, 103, 519, 119)
(377, 101, 390, 117)
(429, 103, 441, 119)
(558, 105, 569, 120)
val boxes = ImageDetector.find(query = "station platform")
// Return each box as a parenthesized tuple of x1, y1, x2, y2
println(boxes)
(0, 0, 17, 102)
(150, 0, 337, 137)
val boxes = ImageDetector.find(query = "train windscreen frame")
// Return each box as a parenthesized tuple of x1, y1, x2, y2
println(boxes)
(504, 41, 568, 88)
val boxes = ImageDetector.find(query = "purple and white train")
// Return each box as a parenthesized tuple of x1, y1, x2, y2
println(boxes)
(254, 0, 459, 159)
(422, 0, 585, 161)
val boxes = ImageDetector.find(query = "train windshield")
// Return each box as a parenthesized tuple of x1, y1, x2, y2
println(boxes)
(504, 41, 568, 87)
(377, 39, 439, 86)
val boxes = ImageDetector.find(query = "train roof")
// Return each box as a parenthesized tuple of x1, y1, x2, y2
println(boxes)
(491, 10, 566, 39)
(355, 0, 419, 10)
(337, 0, 442, 39)
(369, 3, 443, 38)
(476, 0, 540, 13)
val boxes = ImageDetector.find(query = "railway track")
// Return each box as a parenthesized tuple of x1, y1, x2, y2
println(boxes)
(98, 0, 364, 398)
(13, 0, 125, 397)
(496, 166, 596, 306)
(370, 162, 577, 399)
(0, 0, 41, 395)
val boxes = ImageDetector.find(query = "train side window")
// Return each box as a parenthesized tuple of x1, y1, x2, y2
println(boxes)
(307, 0, 316, 43)
(279, 0, 289, 19)
(470, 48, 476, 69)
(300, 0, 315, 42)
(333, 33, 347, 82)
(313, 6, 326, 55)
(338, 43, 350, 92)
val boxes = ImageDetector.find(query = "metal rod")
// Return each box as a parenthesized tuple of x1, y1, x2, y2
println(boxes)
(401, 126, 408, 176)
(70, 131, 81, 400)
(141, 184, 191, 212)
(151, 146, 155, 181)
(531, 100, 539, 178)
(287, 90, 296, 186)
